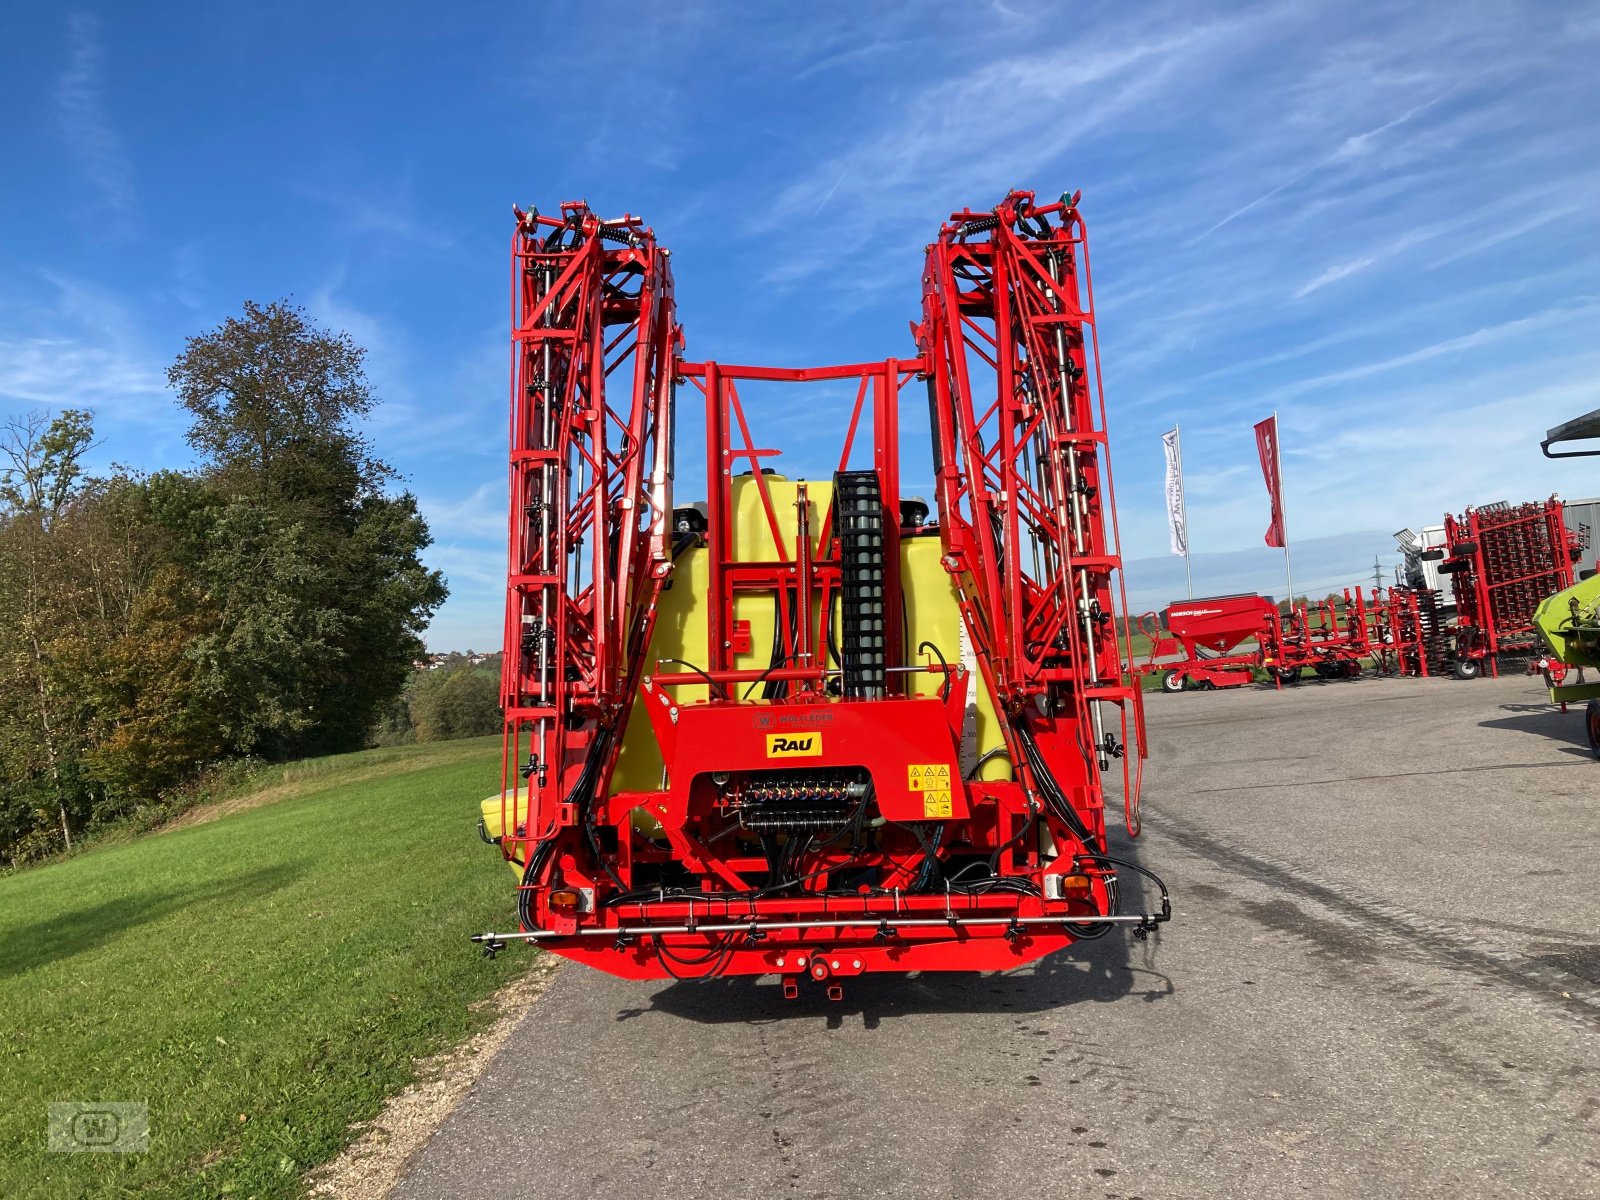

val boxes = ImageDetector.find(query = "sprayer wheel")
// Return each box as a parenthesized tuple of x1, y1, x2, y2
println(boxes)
(1586, 700, 1600, 759)
(1452, 658, 1482, 680)
(1160, 669, 1187, 693)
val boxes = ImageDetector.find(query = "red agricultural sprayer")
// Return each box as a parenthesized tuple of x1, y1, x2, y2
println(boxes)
(472, 191, 1169, 993)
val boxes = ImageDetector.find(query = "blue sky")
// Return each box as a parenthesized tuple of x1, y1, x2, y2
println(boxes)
(3, 1, 1598, 648)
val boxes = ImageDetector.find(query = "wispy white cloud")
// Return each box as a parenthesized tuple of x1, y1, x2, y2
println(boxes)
(792, 39, 899, 81)
(1272, 302, 1599, 401)
(0, 335, 165, 412)
(55, 14, 135, 223)
(419, 479, 506, 545)
(1293, 255, 1377, 298)
(1194, 89, 1456, 243)
(295, 180, 457, 253)
(0, 272, 168, 421)
(754, 5, 1291, 289)
(1424, 204, 1585, 271)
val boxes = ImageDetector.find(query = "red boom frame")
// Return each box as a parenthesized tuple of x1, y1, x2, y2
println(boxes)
(482, 192, 1165, 988)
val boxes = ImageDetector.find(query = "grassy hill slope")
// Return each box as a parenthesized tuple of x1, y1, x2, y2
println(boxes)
(0, 736, 527, 1200)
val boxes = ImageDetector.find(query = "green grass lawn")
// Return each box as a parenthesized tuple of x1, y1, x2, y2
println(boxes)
(0, 736, 529, 1200)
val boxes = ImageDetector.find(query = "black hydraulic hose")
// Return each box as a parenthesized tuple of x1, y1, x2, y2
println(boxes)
(745, 655, 801, 700)
(651, 935, 735, 980)
(760, 592, 800, 700)
(761, 596, 786, 700)
(661, 532, 701, 590)
(901, 587, 910, 685)
(965, 746, 1011, 781)
(574, 729, 624, 888)
(1074, 852, 1172, 904)
(1071, 852, 1173, 937)
(748, 787, 874, 899)
(654, 658, 730, 700)
(1014, 723, 1101, 853)
(988, 511, 1007, 578)
(516, 728, 617, 927)
(914, 823, 945, 892)
(516, 838, 559, 930)
(924, 377, 945, 479)
(652, 935, 731, 966)
(987, 808, 1037, 875)
(917, 640, 952, 701)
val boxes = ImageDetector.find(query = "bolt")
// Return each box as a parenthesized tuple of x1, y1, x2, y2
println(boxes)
(852, 959, 862, 970)
(776, 957, 786, 968)
(831, 960, 840, 970)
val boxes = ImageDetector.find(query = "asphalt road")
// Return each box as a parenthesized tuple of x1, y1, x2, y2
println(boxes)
(394, 673, 1600, 1200)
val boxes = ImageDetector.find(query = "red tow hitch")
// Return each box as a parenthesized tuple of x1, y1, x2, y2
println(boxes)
(777, 951, 865, 1001)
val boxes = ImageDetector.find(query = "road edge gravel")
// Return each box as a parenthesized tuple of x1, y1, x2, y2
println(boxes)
(305, 953, 560, 1200)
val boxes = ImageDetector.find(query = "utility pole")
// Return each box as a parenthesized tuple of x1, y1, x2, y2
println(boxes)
(1371, 556, 1384, 593)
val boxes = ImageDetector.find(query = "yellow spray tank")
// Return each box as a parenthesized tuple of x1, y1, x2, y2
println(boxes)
(483, 473, 1014, 877)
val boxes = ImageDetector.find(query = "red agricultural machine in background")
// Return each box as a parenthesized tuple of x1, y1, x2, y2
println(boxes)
(473, 191, 1168, 992)
(1435, 499, 1578, 678)
(1142, 594, 1280, 692)
(1145, 498, 1579, 692)
(1142, 587, 1432, 693)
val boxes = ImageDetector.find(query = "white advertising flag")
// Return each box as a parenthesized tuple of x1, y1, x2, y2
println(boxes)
(1162, 427, 1187, 557)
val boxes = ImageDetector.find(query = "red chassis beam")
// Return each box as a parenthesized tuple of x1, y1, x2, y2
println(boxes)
(478, 193, 1167, 985)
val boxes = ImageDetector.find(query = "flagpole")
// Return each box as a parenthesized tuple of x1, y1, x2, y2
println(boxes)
(1175, 423, 1193, 598)
(1275, 410, 1294, 605)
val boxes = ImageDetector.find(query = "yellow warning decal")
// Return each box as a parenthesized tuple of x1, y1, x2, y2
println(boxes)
(766, 733, 823, 758)
(922, 789, 953, 818)
(907, 762, 952, 791)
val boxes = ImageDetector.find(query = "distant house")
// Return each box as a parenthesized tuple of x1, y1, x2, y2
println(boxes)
(414, 650, 497, 671)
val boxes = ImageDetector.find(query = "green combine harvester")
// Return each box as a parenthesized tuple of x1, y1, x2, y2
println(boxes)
(1536, 405, 1600, 755)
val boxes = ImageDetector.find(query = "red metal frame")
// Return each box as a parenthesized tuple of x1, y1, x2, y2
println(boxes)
(499, 201, 680, 871)
(488, 192, 1162, 987)
(1441, 499, 1577, 676)
(918, 194, 1147, 810)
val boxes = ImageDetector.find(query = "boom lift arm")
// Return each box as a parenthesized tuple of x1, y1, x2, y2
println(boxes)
(500, 202, 680, 891)
(919, 191, 1148, 841)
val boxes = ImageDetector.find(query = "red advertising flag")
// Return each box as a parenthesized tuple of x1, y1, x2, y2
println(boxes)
(1254, 415, 1286, 548)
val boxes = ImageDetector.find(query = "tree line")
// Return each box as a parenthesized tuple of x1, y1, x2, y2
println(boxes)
(0, 301, 456, 868)
(373, 652, 504, 747)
